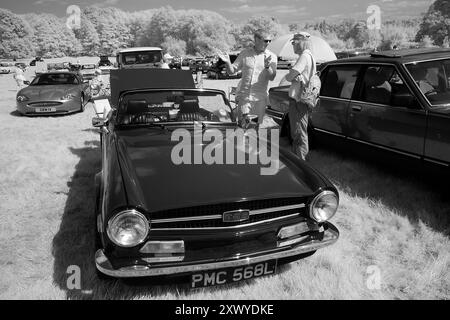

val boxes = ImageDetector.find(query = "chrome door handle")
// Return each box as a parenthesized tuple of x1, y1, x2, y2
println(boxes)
(351, 105, 362, 112)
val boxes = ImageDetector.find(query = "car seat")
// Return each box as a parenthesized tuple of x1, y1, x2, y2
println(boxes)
(364, 69, 392, 105)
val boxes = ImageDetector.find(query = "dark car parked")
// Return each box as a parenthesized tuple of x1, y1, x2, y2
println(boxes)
(29, 57, 44, 66)
(169, 56, 182, 69)
(267, 48, 450, 169)
(189, 57, 210, 74)
(91, 68, 339, 285)
(98, 55, 112, 67)
(206, 53, 242, 79)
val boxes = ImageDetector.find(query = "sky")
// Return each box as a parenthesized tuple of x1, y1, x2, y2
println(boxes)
(0, 0, 434, 24)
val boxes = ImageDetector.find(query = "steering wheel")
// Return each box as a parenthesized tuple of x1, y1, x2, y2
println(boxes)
(424, 88, 438, 95)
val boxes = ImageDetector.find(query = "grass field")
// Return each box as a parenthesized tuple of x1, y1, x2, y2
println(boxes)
(0, 58, 448, 300)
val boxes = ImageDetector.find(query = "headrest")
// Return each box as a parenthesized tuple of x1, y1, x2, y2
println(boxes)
(365, 69, 386, 87)
(126, 99, 148, 114)
(179, 100, 200, 113)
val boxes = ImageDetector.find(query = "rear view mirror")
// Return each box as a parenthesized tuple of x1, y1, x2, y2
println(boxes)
(92, 117, 108, 127)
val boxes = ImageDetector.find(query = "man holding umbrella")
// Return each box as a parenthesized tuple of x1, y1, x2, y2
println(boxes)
(218, 29, 277, 126)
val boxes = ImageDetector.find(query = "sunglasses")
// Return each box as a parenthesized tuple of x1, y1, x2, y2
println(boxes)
(291, 40, 301, 44)
(256, 35, 272, 43)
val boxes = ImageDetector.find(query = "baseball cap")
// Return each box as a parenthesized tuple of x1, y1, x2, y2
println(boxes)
(292, 32, 311, 41)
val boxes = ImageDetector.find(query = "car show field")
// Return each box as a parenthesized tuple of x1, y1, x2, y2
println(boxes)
(0, 57, 448, 299)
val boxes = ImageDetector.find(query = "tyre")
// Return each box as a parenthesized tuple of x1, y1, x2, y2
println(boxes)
(80, 94, 85, 112)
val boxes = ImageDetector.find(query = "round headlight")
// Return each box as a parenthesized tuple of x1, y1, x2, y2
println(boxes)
(107, 210, 149, 247)
(309, 190, 339, 222)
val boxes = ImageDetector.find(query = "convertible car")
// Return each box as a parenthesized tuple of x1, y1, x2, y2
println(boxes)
(16, 71, 90, 115)
(92, 69, 339, 286)
(267, 48, 450, 169)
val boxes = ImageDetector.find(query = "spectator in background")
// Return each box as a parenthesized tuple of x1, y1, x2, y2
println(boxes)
(90, 69, 107, 99)
(218, 28, 277, 126)
(161, 53, 172, 69)
(14, 66, 26, 89)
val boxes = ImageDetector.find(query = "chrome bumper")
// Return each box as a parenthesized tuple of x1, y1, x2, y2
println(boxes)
(95, 223, 339, 278)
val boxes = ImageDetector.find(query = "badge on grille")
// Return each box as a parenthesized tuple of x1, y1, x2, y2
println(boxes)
(222, 209, 250, 223)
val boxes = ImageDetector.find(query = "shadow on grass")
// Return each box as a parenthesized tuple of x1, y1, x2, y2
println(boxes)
(9, 111, 22, 117)
(308, 144, 450, 236)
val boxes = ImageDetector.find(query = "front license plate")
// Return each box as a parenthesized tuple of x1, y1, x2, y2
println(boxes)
(36, 107, 56, 112)
(191, 260, 277, 288)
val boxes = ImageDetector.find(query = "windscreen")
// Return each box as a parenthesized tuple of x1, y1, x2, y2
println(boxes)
(117, 89, 234, 125)
(30, 73, 79, 85)
(121, 51, 162, 65)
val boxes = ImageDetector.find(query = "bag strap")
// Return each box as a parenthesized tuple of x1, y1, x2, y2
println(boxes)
(303, 51, 316, 85)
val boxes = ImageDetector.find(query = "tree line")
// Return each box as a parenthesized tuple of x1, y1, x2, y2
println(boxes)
(0, 0, 448, 59)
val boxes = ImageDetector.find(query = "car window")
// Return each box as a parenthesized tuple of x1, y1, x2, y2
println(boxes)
(406, 59, 450, 107)
(320, 65, 361, 99)
(360, 65, 415, 107)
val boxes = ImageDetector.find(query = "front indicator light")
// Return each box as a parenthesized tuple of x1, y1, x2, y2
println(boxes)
(61, 93, 75, 100)
(17, 95, 29, 102)
(107, 210, 149, 247)
(309, 190, 339, 222)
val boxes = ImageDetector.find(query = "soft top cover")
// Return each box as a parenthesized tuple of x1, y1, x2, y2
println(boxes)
(110, 69, 195, 106)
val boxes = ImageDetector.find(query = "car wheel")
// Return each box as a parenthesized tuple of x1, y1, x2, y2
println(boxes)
(80, 94, 85, 112)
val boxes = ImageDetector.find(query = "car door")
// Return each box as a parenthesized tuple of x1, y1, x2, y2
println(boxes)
(311, 64, 361, 138)
(347, 64, 427, 158)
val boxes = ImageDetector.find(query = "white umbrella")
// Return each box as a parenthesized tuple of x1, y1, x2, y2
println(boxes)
(267, 33, 337, 63)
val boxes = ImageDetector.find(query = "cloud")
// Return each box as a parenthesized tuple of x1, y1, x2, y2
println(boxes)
(34, 0, 63, 5)
(222, 4, 308, 17)
(94, 0, 121, 7)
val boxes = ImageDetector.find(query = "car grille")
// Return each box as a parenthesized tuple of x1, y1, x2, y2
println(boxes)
(150, 198, 307, 230)
(28, 102, 63, 107)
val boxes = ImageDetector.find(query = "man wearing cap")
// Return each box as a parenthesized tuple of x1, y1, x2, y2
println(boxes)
(285, 31, 315, 160)
(218, 29, 277, 126)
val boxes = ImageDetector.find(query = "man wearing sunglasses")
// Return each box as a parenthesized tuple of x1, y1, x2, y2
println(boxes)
(218, 29, 277, 126)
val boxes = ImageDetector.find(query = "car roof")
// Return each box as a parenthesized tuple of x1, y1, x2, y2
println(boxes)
(38, 71, 80, 75)
(328, 48, 450, 65)
(117, 47, 162, 53)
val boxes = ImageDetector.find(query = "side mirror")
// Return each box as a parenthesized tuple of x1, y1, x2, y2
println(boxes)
(391, 92, 420, 109)
(92, 117, 108, 128)
(113, 62, 118, 68)
(23, 80, 30, 85)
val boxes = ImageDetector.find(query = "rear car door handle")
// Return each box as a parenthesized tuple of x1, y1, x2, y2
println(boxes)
(351, 105, 362, 112)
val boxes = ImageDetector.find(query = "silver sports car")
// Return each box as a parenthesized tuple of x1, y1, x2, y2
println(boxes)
(16, 71, 91, 116)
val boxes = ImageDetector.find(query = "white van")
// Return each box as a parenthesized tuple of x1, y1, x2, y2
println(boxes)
(116, 47, 164, 69)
